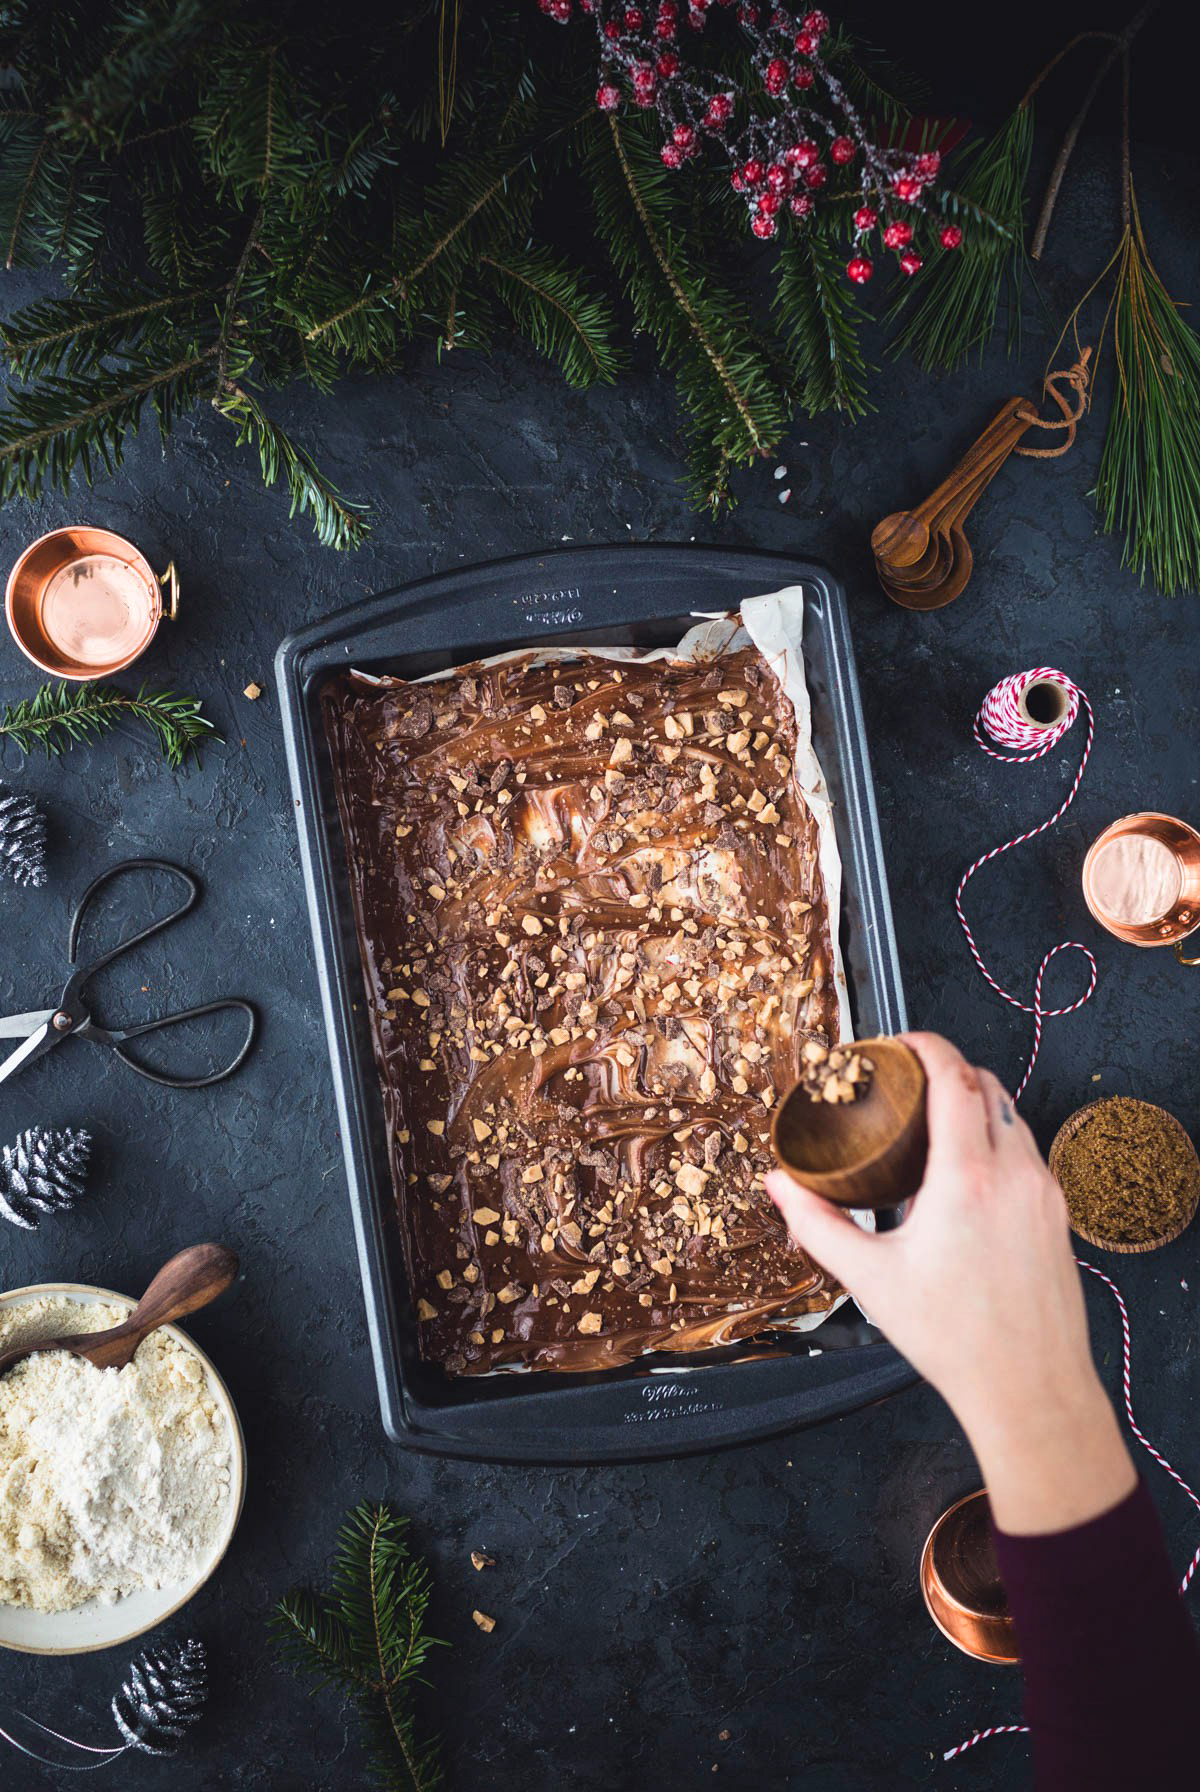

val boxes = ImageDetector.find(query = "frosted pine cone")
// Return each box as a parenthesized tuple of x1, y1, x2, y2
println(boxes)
(0, 1127, 92, 1230)
(112, 1640, 208, 1756)
(0, 785, 47, 887)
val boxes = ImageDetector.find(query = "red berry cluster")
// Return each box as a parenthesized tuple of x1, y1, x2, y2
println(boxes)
(537, 0, 962, 284)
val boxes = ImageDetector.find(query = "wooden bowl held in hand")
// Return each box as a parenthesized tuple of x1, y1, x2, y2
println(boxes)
(771, 1036, 928, 1210)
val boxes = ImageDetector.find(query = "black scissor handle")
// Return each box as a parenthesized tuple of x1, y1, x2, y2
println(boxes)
(107, 999, 258, 1089)
(66, 858, 199, 983)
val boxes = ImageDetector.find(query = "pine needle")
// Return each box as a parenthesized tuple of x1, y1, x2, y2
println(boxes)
(1095, 186, 1200, 595)
(886, 103, 1034, 370)
(271, 1503, 446, 1792)
(774, 230, 871, 418)
(214, 384, 373, 550)
(0, 681, 218, 768)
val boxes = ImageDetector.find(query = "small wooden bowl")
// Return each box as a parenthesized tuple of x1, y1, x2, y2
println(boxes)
(770, 1036, 928, 1210)
(921, 1489, 1019, 1666)
(1049, 1096, 1200, 1253)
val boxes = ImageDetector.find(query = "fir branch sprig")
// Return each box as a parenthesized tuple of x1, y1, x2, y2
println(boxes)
(271, 1502, 446, 1792)
(0, 681, 219, 768)
(885, 102, 1033, 371)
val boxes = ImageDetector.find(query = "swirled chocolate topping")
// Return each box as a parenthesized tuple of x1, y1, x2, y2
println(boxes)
(323, 645, 844, 1375)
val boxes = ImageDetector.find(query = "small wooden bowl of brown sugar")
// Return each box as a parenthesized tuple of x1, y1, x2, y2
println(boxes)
(771, 1036, 928, 1210)
(1049, 1095, 1200, 1253)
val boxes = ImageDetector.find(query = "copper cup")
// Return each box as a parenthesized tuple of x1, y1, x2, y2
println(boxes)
(5, 526, 178, 681)
(921, 1489, 1019, 1665)
(1082, 813, 1200, 966)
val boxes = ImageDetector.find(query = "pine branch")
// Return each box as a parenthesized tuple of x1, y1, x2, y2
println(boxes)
(53, 0, 214, 146)
(0, 681, 219, 768)
(271, 1503, 446, 1792)
(0, 115, 109, 277)
(1, 282, 213, 377)
(481, 247, 622, 386)
(0, 346, 215, 501)
(886, 103, 1034, 371)
(214, 384, 372, 549)
(195, 39, 318, 199)
(1094, 187, 1200, 595)
(774, 231, 871, 418)
(590, 112, 789, 510)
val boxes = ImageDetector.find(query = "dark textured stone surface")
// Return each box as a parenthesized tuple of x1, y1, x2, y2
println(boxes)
(1, 57, 1198, 1792)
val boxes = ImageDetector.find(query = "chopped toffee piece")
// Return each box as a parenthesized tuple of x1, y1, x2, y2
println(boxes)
(323, 645, 844, 1374)
(796, 1040, 875, 1105)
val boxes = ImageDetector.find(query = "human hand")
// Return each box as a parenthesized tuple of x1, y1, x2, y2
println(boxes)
(765, 1033, 1135, 1533)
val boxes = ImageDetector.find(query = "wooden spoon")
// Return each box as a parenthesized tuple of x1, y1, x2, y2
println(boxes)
(0, 1243, 238, 1377)
(872, 399, 1035, 614)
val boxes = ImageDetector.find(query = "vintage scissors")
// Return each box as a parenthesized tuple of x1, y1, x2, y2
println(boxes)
(0, 858, 256, 1090)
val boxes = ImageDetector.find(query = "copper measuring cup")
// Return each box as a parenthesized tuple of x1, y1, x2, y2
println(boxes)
(5, 526, 179, 680)
(1082, 813, 1200, 966)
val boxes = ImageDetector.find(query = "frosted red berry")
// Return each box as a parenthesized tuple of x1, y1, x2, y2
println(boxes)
(882, 220, 912, 248)
(940, 224, 963, 249)
(704, 92, 734, 126)
(792, 65, 814, 88)
(766, 161, 793, 193)
(803, 163, 827, 189)
(661, 143, 684, 168)
(853, 205, 877, 231)
(915, 151, 941, 180)
(898, 250, 923, 276)
(656, 49, 680, 74)
(624, 5, 645, 26)
(829, 135, 855, 165)
(742, 157, 765, 186)
(604, 17, 622, 36)
(757, 190, 781, 215)
(596, 82, 621, 111)
(789, 192, 814, 217)
(752, 212, 778, 238)
(784, 138, 818, 167)
(793, 28, 817, 55)
(673, 123, 697, 149)
(801, 8, 829, 31)
(846, 256, 873, 284)
(765, 57, 789, 95)
(893, 175, 921, 203)
(630, 63, 657, 105)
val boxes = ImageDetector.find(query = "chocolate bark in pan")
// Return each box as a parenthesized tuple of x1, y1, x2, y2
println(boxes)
(323, 644, 844, 1374)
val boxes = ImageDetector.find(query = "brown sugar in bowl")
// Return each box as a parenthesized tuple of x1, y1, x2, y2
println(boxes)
(1049, 1095, 1200, 1254)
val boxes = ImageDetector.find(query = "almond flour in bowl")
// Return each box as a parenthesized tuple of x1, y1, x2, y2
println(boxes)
(0, 1289, 241, 1630)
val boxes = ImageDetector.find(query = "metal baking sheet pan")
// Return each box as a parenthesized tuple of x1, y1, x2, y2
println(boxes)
(276, 544, 917, 1462)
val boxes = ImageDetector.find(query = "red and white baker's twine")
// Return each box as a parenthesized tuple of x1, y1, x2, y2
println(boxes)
(955, 668, 1098, 1102)
(944, 1260, 1200, 1764)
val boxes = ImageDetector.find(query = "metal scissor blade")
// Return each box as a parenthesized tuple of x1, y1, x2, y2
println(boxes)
(0, 1022, 53, 1084)
(0, 1008, 55, 1039)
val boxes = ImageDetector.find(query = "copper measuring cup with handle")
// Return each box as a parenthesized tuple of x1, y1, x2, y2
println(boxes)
(5, 525, 179, 680)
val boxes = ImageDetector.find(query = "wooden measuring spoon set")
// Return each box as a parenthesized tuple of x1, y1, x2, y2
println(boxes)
(872, 353, 1091, 611)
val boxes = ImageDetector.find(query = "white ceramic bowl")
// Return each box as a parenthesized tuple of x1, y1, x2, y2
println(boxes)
(0, 1282, 246, 1655)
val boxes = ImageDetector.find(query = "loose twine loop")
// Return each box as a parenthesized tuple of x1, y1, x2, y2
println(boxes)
(1012, 348, 1092, 459)
(954, 667, 1098, 1103)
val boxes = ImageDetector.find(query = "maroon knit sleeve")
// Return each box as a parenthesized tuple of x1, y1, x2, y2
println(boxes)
(991, 1478, 1200, 1791)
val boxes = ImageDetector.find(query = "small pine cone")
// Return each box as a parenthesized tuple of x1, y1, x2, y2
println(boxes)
(0, 785, 47, 887)
(112, 1639, 208, 1756)
(0, 1127, 92, 1230)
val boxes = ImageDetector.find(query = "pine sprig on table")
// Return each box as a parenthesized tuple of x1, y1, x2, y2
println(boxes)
(0, 681, 218, 768)
(1094, 187, 1200, 597)
(272, 1502, 446, 1792)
